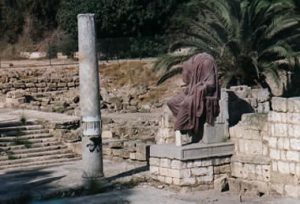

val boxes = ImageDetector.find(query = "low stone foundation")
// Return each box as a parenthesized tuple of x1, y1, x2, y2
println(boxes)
(149, 143, 234, 188)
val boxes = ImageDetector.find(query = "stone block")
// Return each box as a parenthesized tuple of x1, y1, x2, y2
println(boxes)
(289, 163, 295, 175)
(270, 149, 280, 160)
(287, 113, 300, 124)
(280, 150, 287, 160)
(288, 124, 300, 137)
(202, 123, 226, 144)
(288, 97, 300, 113)
(252, 88, 270, 102)
(231, 162, 243, 178)
(272, 97, 288, 112)
(102, 130, 113, 139)
(271, 183, 284, 195)
(191, 167, 207, 176)
(272, 161, 278, 171)
(257, 101, 270, 113)
(149, 157, 160, 166)
(150, 142, 234, 161)
(286, 151, 300, 162)
(157, 175, 166, 183)
(285, 185, 299, 198)
(268, 111, 287, 123)
(243, 139, 263, 155)
(165, 176, 173, 184)
(180, 177, 196, 186)
(159, 167, 169, 176)
(129, 152, 136, 160)
(278, 161, 290, 174)
(219, 164, 231, 174)
(198, 175, 213, 183)
(290, 139, 300, 150)
(150, 166, 159, 175)
(270, 123, 288, 137)
(170, 160, 186, 169)
(277, 138, 289, 150)
(268, 137, 277, 148)
(160, 158, 171, 168)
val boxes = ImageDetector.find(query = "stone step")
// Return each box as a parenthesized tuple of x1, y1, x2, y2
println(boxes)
(0, 133, 53, 142)
(0, 125, 44, 133)
(0, 157, 81, 172)
(1, 129, 49, 136)
(0, 148, 73, 161)
(10, 145, 67, 154)
(0, 121, 38, 128)
(0, 153, 78, 166)
(0, 137, 58, 147)
(1, 141, 61, 151)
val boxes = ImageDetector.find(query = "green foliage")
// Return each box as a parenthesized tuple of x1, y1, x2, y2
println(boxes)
(155, 0, 300, 89)
(57, 0, 185, 58)
(0, 0, 61, 44)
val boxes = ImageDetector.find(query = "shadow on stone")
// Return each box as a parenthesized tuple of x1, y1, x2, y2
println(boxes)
(228, 91, 254, 127)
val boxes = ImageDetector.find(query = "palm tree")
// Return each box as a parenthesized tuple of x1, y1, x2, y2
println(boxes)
(154, 0, 300, 89)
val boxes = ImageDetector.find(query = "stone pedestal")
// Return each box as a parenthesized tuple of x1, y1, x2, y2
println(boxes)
(149, 142, 234, 188)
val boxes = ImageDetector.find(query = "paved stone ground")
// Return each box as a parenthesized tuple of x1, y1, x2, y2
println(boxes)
(1, 158, 300, 204)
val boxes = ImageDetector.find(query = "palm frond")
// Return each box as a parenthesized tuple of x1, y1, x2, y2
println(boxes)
(157, 66, 183, 85)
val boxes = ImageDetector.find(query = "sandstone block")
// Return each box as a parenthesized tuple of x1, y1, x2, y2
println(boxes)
(191, 167, 207, 176)
(170, 160, 186, 169)
(165, 176, 173, 184)
(286, 151, 300, 162)
(288, 97, 300, 113)
(272, 97, 288, 113)
(277, 138, 289, 150)
(160, 158, 171, 168)
(285, 185, 299, 198)
(290, 139, 300, 150)
(288, 124, 300, 137)
(270, 123, 288, 137)
(102, 130, 113, 139)
(159, 167, 169, 176)
(270, 149, 280, 160)
(150, 157, 160, 166)
(278, 161, 290, 174)
(287, 113, 300, 125)
(180, 177, 196, 186)
(271, 183, 284, 195)
(268, 111, 287, 123)
(268, 137, 277, 148)
(129, 152, 136, 160)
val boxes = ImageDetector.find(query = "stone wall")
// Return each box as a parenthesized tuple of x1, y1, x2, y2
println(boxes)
(0, 67, 79, 94)
(228, 86, 270, 126)
(230, 97, 300, 198)
(150, 156, 231, 189)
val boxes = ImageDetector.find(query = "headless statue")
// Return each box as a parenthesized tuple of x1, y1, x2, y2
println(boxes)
(167, 53, 220, 145)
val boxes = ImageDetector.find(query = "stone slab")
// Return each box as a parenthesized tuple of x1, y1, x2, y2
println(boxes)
(150, 142, 234, 161)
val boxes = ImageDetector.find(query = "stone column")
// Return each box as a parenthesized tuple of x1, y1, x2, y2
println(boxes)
(78, 14, 103, 179)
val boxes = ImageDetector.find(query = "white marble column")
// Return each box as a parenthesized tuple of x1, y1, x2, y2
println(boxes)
(78, 14, 103, 179)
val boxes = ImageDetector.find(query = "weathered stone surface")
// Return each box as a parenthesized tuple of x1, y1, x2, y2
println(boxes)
(272, 97, 288, 112)
(288, 97, 300, 113)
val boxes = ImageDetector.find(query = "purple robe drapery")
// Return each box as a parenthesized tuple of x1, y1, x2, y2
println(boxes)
(167, 53, 220, 135)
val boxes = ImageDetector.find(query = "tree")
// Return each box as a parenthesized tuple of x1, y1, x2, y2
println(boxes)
(155, 0, 300, 89)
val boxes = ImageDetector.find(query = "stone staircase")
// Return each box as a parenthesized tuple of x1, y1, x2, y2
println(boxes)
(0, 120, 80, 172)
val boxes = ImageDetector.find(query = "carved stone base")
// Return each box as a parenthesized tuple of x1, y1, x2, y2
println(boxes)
(149, 142, 234, 187)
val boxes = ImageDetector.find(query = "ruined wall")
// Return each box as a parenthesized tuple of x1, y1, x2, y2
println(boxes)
(230, 97, 300, 198)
